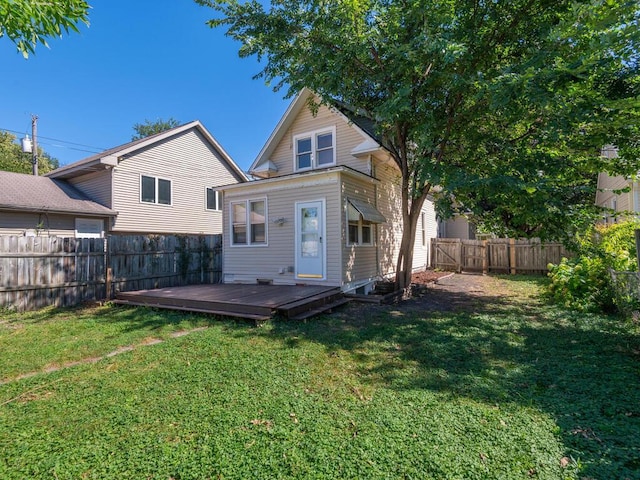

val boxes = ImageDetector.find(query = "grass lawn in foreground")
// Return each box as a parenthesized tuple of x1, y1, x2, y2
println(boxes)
(0, 276, 639, 479)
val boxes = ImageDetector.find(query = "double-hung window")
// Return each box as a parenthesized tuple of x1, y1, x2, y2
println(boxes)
(141, 175, 171, 205)
(231, 199, 267, 246)
(347, 203, 373, 246)
(206, 187, 221, 211)
(294, 127, 336, 172)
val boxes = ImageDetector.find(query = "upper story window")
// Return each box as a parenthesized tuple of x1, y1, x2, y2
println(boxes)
(141, 175, 171, 205)
(206, 187, 221, 211)
(293, 127, 336, 172)
(230, 198, 267, 246)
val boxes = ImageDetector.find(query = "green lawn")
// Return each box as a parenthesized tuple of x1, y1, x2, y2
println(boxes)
(0, 276, 638, 479)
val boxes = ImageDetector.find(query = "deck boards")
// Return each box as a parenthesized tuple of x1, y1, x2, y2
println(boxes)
(114, 284, 344, 320)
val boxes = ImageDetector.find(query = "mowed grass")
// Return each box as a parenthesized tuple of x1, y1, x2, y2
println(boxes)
(0, 276, 639, 479)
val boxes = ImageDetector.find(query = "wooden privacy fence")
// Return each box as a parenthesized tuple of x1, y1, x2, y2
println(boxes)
(431, 238, 570, 274)
(0, 234, 222, 312)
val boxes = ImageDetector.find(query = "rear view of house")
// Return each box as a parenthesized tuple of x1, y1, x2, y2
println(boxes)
(221, 89, 438, 292)
(45, 120, 247, 236)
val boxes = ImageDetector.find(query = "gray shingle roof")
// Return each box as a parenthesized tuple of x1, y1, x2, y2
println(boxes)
(0, 171, 115, 217)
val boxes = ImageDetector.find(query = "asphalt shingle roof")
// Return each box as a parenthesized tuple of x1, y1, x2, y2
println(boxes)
(0, 171, 115, 216)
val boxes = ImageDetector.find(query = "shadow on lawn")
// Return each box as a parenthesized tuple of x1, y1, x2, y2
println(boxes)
(257, 275, 640, 479)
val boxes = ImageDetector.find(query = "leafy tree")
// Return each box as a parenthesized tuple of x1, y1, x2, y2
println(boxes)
(0, 0, 90, 58)
(199, 0, 640, 288)
(132, 118, 181, 141)
(0, 131, 59, 174)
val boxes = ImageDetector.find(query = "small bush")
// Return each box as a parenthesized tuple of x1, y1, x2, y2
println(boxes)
(547, 220, 640, 313)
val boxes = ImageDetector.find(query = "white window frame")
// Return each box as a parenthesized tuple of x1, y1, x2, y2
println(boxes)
(421, 212, 426, 247)
(293, 126, 337, 172)
(74, 218, 104, 239)
(205, 187, 221, 211)
(229, 198, 268, 247)
(140, 174, 172, 206)
(347, 204, 374, 247)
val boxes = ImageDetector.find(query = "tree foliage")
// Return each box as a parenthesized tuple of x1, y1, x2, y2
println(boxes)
(132, 118, 181, 141)
(0, 131, 59, 174)
(0, 0, 90, 58)
(198, 0, 640, 287)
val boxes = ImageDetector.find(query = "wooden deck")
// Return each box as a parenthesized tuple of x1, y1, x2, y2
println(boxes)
(113, 284, 349, 321)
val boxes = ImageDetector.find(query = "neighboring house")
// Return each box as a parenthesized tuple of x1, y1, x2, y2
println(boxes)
(439, 215, 477, 240)
(595, 146, 639, 223)
(220, 89, 439, 292)
(45, 120, 247, 235)
(0, 170, 116, 237)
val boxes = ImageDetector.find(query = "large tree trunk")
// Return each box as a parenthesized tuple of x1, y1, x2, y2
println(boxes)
(395, 189, 428, 289)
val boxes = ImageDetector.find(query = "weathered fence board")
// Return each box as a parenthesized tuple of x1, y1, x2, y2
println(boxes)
(0, 234, 222, 312)
(431, 238, 571, 274)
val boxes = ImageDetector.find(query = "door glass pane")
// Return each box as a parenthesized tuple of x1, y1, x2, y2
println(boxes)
(302, 207, 318, 232)
(301, 233, 319, 257)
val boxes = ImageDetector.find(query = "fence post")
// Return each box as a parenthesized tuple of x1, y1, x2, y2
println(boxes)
(482, 240, 488, 275)
(510, 238, 517, 275)
(457, 238, 462, 273)
(635, 229, 640, 272)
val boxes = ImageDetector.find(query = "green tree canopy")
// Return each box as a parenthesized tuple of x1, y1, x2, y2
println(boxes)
(132, 118, 181, 141)
(0, 131, 59, 174)
(0, 0, 90, 58)
(199, 0, 640, 287)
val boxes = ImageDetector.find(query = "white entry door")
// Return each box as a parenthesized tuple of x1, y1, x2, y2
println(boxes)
(295, 200, 325, 280)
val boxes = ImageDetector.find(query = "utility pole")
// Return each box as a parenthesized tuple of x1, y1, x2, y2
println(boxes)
(31, 114, 38, 176)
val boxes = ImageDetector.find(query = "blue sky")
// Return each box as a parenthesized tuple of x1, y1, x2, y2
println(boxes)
(0, 0, 291, 173)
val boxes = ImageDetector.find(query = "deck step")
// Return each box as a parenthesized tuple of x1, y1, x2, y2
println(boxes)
(289, 297, 351, 321)
(277, 288, 343, 318)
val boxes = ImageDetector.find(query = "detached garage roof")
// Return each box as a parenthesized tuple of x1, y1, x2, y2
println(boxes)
(0, 171, 116, 217)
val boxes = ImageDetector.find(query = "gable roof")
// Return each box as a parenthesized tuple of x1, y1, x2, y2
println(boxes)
(46, 120, 248, 182)
(0, 171, 116, 217)
(249, 89, 388, 176)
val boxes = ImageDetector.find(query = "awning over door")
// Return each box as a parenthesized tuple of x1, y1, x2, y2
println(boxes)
(347, 198, 387, 223)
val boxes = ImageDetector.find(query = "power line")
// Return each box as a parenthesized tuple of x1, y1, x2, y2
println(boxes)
(0, 126, 107, 152)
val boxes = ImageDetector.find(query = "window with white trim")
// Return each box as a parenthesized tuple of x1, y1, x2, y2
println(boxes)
(206, 188, 221, 211)
(141, 175, 171, 205)
(230, 199, 267, 246)
(347, 203, 373, 246)
(293, 127, 336, 172)
(421, 212, 426, 247)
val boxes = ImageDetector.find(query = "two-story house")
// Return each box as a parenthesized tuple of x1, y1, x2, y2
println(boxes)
(45, 120, 247, 236)
(220, 89, 439, 293)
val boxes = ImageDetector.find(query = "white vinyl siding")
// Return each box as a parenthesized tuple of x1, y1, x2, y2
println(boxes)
(0, 211, 99, 237)
(112, 128, 241, 234)
(223, 173, 342, 286)
(68, 170, 112, 208)
(268, 103, 371, 177)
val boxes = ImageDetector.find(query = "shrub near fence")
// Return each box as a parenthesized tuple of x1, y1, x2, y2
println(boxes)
(0, 234, 222, 312)
(431, 238, 570, 274)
